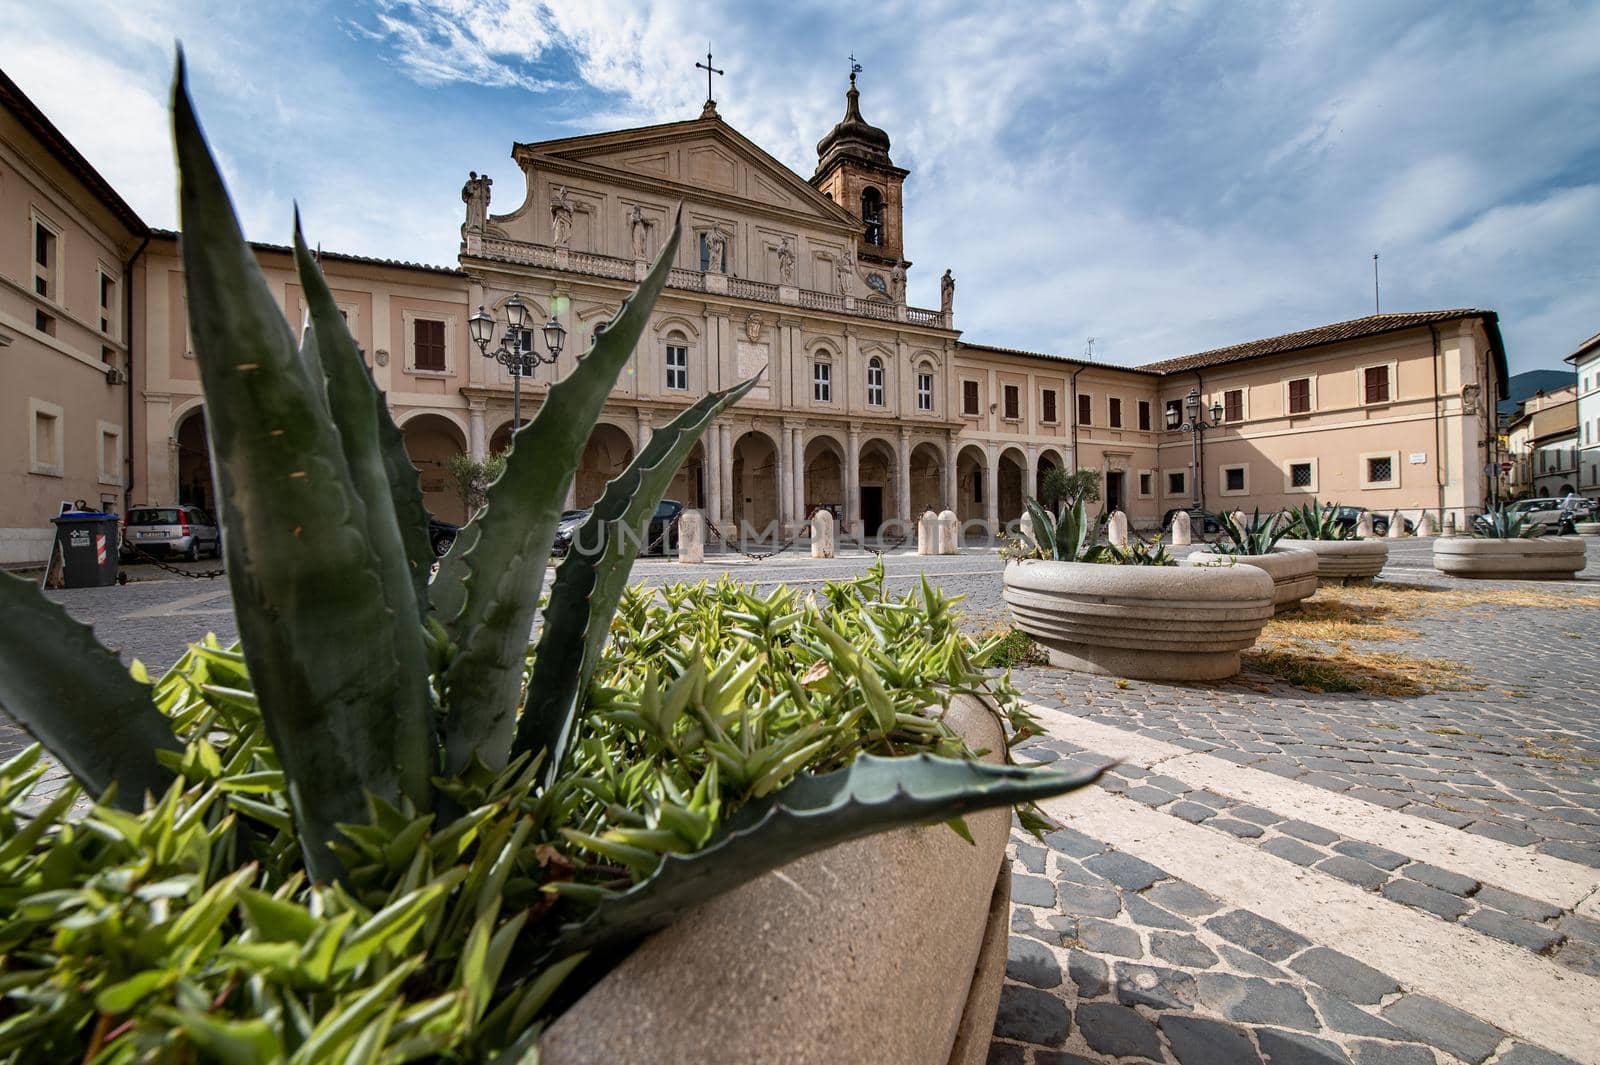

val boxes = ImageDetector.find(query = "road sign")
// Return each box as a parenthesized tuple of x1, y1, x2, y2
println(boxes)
(1500, 461, 1513, 473)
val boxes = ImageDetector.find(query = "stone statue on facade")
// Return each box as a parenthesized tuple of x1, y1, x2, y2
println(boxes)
(835, 252, 854, 296)
(704, 225, 729, 274)
(550, 185, 574, 247)
(461, 171, 492, 235)
(940, 269, 955, 317)
(890, 263, 906, 304)
(777, 237, 796, 285)
(629, 205, 651, 259)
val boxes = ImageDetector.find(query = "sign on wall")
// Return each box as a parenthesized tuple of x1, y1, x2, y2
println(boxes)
(1408, 453, 1427, 464)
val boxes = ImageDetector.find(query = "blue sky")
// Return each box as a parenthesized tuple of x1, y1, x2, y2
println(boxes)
(5, 0, 1596, 373)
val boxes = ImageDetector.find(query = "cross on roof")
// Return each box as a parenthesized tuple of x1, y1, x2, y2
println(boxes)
(696, 50, 723, 104)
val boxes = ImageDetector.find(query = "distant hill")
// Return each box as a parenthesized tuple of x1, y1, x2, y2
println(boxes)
(1499, 369, 1576, 417)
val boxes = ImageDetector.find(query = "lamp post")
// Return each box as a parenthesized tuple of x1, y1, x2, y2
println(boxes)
(469, 294, 567, 431)
(1166, 388, 1223, 512)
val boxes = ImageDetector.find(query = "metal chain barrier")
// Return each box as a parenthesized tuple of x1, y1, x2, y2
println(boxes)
(120, 538, 226, 580)
(702, 515, 803, 562)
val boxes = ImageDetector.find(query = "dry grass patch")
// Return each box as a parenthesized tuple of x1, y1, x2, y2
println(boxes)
(1318, 582, 1598, 620)
(1264, 599, 1417, 643)
(1243, 638, 1480, 697)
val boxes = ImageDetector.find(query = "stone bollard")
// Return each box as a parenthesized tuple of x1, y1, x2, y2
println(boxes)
(1018, 511, 1035, 551)
(1443, 512, 1457, 537)
(810, 509, 835, 559)
(1357, 511, 1376, 539)
(938, 509, 958, 554)
(917, 510, 939, 556)
(677, 509, 704, 564)
(1171, 510, 1192, 546)
(1109, 510, 1130, 549)
(1386, 511, 1405, 539)
(1418, 512, 1439, 538)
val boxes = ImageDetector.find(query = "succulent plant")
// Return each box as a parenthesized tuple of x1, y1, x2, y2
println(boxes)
(1472, 504, 1546, 539)
(1288, 499, 1356, 541)
(1215, 508, 1291, 556)
(1021, 495, 1104, 562)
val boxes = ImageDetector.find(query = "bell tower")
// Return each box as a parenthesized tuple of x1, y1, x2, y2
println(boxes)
(811, 70, 909, 276)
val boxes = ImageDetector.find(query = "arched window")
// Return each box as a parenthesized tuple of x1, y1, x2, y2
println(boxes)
(665, 331, 688, 390)
(867, 356, 885, 407)
(861, 187, 884, 246)
(916, 363, 935, 412)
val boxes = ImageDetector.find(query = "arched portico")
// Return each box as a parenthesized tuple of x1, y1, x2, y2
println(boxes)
(803, 434, 846, 520)
(998, 447, 1027, 532)
(909, 441, 943, 515)
(667, 440, 707, 510)
(401, 413, 468, 523)
(956, 444, 987, 527)
(731, 429, 780, 534)
(1036, 447, 1064, 499)
(575, 422, 634, 507)
(173, 405, 215, 512)
(857, 437, 898, 536)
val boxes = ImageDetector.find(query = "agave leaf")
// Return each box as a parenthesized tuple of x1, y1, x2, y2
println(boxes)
(441, 210, 683, 775)
(512, 376, 759, 783)
(291, 222, 436, 808)
(1021, 496, 1056, 558)
(546, 751, 1105, 958)
(173, 57, 411, 881)
(0, 573, 179, 809)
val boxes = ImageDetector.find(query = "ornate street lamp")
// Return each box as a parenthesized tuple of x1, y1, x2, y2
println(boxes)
(1168, 388, 1223, 510)
(470, 294, 566, 430)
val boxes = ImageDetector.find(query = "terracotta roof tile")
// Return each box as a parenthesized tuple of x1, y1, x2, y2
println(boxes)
(148, 229, 464, 277)
(1136, 310, 1497, 374)
(956, 342, 1160, 375)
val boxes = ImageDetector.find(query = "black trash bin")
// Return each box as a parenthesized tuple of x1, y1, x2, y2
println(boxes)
(50, 511, 121, 588)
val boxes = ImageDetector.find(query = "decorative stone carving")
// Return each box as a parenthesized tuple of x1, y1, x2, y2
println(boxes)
(550, 185, 574, 247)
(917, 510, 939, 555)
(744, 313, 763, 343)
(890, 264, 906, 304)
(629, 205, 651, 259)
(677, 509, 704, 564)
(777, 238, 796, 285)
(461, 171, 491, 234)
(938, 509, 958, 554)
(705, 226, 730, 274)
(374, 349, 390, 367)
(940, 269, 955, 317)
(835, 252, 854, 296)
(811, 509, 835, 559)
(1171, 510, 1191, 546)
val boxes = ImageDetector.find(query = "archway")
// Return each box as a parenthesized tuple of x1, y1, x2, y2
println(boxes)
(174, 406, 215, 513)
(803, 435, 845, 520)
(909, 442, 943, 515)
(575, 423, 634, 507)
(731, 430, 779, 534)
(857, 438, 897, 536)
(998, 447, 1027, 528)
(1036, 449, 1063, 500)
(667, 440, 707, 510)
(956, 444, 987, 526)
(489, 417, 530, 456)
(401, 413, 468, 523)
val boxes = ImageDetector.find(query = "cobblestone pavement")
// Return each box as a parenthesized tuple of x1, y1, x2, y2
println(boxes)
(8, 537, 1600, 1063)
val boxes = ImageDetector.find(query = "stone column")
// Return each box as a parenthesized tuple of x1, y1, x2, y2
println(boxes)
(719, 423, 734, 527)
(984, 447, 999, 539)
(636, 409, 654, 450)
(468, 400, 487, 461)
(790, 425, 806, 525)
(677, 509, 704, 563)
(846, 424, 862, 538)
(943, 433, 958, 512)
(897, 427, 912, 527)
(1026, 445, 1039, 505)
(705, 422, 723, 534)
(775, 425, 791, 532)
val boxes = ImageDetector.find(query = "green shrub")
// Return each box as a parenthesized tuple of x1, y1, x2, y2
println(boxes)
(0, 58, 1100, 1061)
(1472, 504, 1545, 539)
(1217, 508, 1291, 555)
(1287, 499, 1355, 541)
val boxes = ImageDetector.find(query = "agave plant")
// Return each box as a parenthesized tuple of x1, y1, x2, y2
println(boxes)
(1102, 534, 1177, 566)
(0, 59, 1104, 1057)
(1472, 504, 1545, 539)
(1288, 499, 1355, 541)
(1021, 495, 1106, 562)
(1217, 508, 1291, 555)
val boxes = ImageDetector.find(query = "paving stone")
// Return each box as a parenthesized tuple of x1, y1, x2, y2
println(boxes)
(1346, 786, 1411, 809)
(1146, 880, 1223, 917)
(1084, 850, 1169, 891)
(1005, 936, 1063, 989)
(1219, 943, 1287, 978)
(1288, 947, 1400, 1005)
(1472, 885, 1561, 922)
(992, 983, 1071, 1046)
(1126, 785, 1180, 807)
(1013, 842, 1047, 874)
(1309, 988, 1413, 1040)
(1043, 826, 1104, 859)
(1196, 973, 1319, 1030)
(1012, 874, 1058, 908)
(1053, 859, 1109, 887)
(1213, 817, 1267, 838)
(1403, 862, 1479, 896)
(1405, 805, 1477, 829)
(1125, 892, 1192, 930)
(1169, 800, 1219, 823)
(1349, 1041, 1436, 1065)
(1462, 909, 1563, 953)
(1031, 1053, 1102, 1065)
(1158, 1014, 1264, 1065)
(1257, 1028, 1353, 1065)
(1055, 879, 1121, 917)
(1075, 1002, 1163, 1059)
(1228, 803, 1283, 826)
(1279, 820, 1340, 845)
(985, 1042, 1026, 1065)
(1114, 962, 1200, 1010)
(1317, 856, 1391, 890)
(1067, 949, 1110, 998)
(1261, 836, 1325, 866)
(1381, 879, 1471, 920)
(1494, 1044, 1583, 1065)
(1151, 931, 1219, 968)
(1381, 994, 1505, 1064)
(1464, 820, 1541, 847)
(1205, 909, 1312, 961)
(1077, 917, 1143, 958)
(1536, 841, 1600, 868)
(1146, 773, 1194, 794)
(1332, 840, 1410, 870)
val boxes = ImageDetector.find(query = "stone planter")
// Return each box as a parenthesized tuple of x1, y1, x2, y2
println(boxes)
(1186, 545, 1319, 612)
(1001, 558, 1273, 681)
(1576, 522, 1600, 537)
(1432, 537, 1587, 580)
(1278, 538, 1388, 584)
(541, 694, 1014, 1065)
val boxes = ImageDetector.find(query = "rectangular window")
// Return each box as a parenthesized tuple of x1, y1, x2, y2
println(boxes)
(1108, 397, 1123, 428)
(1138, 400, 1151, 431)
(962, 379, 979, 416)
(1289, 461, 1313, 488)
(1167, 471, 1186, 495)
(1165, 398, 1182, 428)
(813, 361, 832, 403)
(1288, 377, 1311, 414)
(33, 220, 57, 301)
(1223, 389, 1243, 423)
(1367, 455, 1394, 483)
(665, 344, 688, 390)
(1003, 384, 1019, 420)
(1364, 366, 1390, 404)
(413, 319, 446, 371)
(917, 371, 934, 412)
(35, 309, 55, 336)
(1223, 466, 1246, 493)
(98, 423, 123, 486)
(867, 361, 885, 407)
(99, 271, 118, 336)
(1041, 388, 1057, 424)
(30, 399, 63, 477)
(1078, 393, 1092, 425)
(1138, 471, 1152, 497)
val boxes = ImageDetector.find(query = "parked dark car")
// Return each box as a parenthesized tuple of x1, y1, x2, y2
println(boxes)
(121, 504, 222, 561)
(1325, 505, 1413, 537)
(1162, 507, 1224, 536)
(428, 516, 459, 557)
(552, 500, 684, 557)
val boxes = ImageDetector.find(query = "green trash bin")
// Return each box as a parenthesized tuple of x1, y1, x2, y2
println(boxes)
(50, 511, 121, 588)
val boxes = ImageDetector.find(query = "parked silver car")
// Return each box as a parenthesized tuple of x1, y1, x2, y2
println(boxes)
(122, 505, 222, 561)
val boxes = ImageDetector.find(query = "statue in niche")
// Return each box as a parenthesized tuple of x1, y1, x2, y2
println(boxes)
(704, 225, 730, 274)
(629, 205, 651, 259)
(550, 185, 574, 247)
(941, 269, 955, 316)
(777, 237, 796, 285)
(461, 171, 492, 234)
(835, 252, 854, 295)
(890, 263, 907, 304)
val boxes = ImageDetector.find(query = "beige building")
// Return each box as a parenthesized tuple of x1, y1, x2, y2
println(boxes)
(1505, 385, 1578, 498)
(2, 67, 1512, 564)
(1566, 331, 1600, 496)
